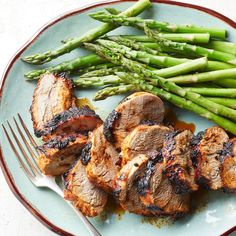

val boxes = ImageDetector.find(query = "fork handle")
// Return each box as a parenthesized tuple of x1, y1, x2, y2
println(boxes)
(51, 185, 102, 236)
(66, 201, 102, 236)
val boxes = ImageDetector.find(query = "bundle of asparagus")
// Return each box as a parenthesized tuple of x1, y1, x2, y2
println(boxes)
(22, 0, 236, 134)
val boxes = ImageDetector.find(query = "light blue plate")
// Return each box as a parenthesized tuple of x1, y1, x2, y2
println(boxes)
(1, 1, 236, 235)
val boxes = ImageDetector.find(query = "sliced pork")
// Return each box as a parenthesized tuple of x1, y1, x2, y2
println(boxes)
(104, 92, 165, 149)
(114, 154, 157, 215)
(121, 124, 171, 165)
(37, 134, 87, 175)
(162, 130, 198, 193)
(192, 126, 229, 190)
(138, 161, 190, 216)
(83, 125, 120, 193)
(220, 138, 236, 193)
(31, 73, 75, 138)
(42, 107, 103, 141)
(63, 159, 107, 217)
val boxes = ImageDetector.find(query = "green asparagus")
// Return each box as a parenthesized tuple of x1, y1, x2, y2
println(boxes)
(77, 62, 115, 74)
(168, 68, 236, 84)
(80, 66, 124, 78)
(24, 54, 105, 80)
(22, 0, 151, 64)
(85, 42, 236, 122)
(206, 97, 236, 109)
(89, 11, 226, 39)
(74, 75, 122, 88)
(98, 39, 208, 77)
(117, 72, 236, 134)
(215, 79, 236, 88)
(94, 84, 135, 100)
(206, 41, 236, 56)
(144, 26, 236, 65)
(121, 33, 210, 43)
(184, 87, 236, 97)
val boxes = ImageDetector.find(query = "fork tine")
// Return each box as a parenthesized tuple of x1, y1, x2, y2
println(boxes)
(13, 117, 41, 173)
(2, 124, 35, 182)
(17, 113, 40, 155)
(7, 121, 40, 177)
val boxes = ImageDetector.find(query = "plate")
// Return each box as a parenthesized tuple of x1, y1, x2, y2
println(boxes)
(1, 1, 236, 235)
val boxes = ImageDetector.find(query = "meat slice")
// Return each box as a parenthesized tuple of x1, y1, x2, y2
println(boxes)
(220, 138, 236, 193)
(121, 124, 171, 165)
(84, 125, 120, 193)
(138, 162, 190, 216)
(37, 134, 87, 175)
(31, 73, 75, 138)
(192, 126, 229, 190)
(114, 154, 157, 215)
(63, 159, 107, 217)
(104, 92, 165, 149)
(42, 107, 103, 141)
(162, 130, 198, 193)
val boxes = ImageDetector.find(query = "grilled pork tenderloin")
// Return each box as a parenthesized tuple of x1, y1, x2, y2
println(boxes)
(31, 73, 76, 138)
(191, 126, 229, 190)
(37, 134, 87, 175)
(103, 92, 165, 149)
(83, 125, 120, 193)
(63, 159, 107, 217)
(162, 130, 198, 194)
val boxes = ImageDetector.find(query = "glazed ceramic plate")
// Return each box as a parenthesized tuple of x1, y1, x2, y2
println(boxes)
(1, 1, 236, 235)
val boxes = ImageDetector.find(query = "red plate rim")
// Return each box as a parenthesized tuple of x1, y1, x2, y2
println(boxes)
(0, 1, 236, 235)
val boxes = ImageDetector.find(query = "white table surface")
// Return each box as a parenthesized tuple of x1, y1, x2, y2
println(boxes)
(0, 0, 236, 235)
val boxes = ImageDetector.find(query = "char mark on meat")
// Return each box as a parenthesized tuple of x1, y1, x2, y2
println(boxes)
(37, 134, 87, 176)
(103, 110, 121, 143)
(31, 73, 76, 138)
(220, 138, 236, 193)
(37, 134, 76, 152)
(86, 126, 120, 193)
(137, 151, 162, 196)
(80, 142, 92, 165)
(162, 130, 198, 194)
(43, 107, 101, 135)
(140, 120, 158, 126)
(192, 127, 229, 190)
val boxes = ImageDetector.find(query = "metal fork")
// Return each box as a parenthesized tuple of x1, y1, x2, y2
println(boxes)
(2, 114, 101, 236)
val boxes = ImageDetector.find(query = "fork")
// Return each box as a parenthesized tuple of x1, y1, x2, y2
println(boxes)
(2, 114, 102, 236)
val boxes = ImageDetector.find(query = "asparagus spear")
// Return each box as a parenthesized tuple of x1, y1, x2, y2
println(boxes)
(89, 11, 226, 39)
(21, 0, 151, 64)
(206, 41, 236, 56)
(77, 62, 115, 74)
(184, 87, 236, 97)
(24, 54, 105, 80)
(94, 84, 135, 100)
(117, 72, 236, 134)
(206, 97, 236, 109)
(85, 42, 236, 122)
(215, 79, 236, 88)
(168, 68, 236, 84)
(121, 33, 210, 43)
(144, 26, 236, 65)
(98, 39, 208, 77)
(80, 66, 124, 78)
(74, 75, 122, 88)
(107, 36, 160, 55)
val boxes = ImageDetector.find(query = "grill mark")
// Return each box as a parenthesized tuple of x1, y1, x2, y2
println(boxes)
(39, 107, 100, 137)
(80, 142, 92, 165)
(103, 110, 121, 143)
